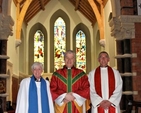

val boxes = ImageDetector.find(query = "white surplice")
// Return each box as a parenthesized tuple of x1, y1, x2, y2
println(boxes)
(15, 77, 54, 113)
(88, 67, 123, 113)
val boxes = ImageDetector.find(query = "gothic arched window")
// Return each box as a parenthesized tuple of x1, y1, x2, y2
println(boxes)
(34, 30, 44, 64)
(76, 30, 86, 72)
(54, 17, 66, 71)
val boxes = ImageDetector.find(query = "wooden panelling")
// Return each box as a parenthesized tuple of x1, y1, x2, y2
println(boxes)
(14, 0, 107, 25)
(12, 77, 19, 109)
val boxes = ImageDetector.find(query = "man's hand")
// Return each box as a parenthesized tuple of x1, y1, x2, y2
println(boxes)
(64, 92, 75, 103)
(100, 100, 112, 109)
(63, 98, 70, 103)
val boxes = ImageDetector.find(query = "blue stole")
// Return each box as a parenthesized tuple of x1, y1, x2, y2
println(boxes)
(28, 75, 50, 113)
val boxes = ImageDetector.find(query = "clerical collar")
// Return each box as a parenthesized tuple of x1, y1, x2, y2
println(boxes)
(100, 65, 108, 68)
(36, 78, 40, 82)
(67, 67, 71, 69)
(63, 65, 74, 69)
(33, 76, 41, 82)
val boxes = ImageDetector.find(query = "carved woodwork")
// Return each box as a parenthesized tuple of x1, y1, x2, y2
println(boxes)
(0, 79, 6, 93)
(14, 0, 108, 45)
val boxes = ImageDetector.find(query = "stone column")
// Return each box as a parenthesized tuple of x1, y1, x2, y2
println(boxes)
(0, 13, 14, 112)
(109, 15, 141, 111)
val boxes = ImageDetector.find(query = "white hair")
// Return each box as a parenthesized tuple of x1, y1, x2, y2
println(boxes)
(31, 62, 44, 70)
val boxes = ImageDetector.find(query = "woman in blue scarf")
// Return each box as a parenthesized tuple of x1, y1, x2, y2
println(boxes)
(15, 62, 54, 113)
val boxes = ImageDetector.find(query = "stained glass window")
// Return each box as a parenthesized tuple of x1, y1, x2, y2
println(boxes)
(76, 30, 86, 72)
(34, 30, 44, 64)
(54, 17, 66, 71)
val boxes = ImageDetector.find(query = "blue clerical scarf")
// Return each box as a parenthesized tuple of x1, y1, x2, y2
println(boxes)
(28, 75, 50, 113)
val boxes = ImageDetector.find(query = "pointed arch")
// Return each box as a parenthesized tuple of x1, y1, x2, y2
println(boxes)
(34, 30, 44, 64)
(73, 23, 91, 73)
(50, 9, 70, 72)
(28, 22, 47, 74)
(75, 30, 86, 72)
(54, 17, 66, 71)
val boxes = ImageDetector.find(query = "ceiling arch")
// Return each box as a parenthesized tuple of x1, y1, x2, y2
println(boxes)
(13, 0, 108, 45)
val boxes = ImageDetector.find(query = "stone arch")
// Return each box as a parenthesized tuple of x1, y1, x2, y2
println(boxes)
(28, 22, 48, 74)
(73, 23, 91, 73)
(49, 9, 70, 72)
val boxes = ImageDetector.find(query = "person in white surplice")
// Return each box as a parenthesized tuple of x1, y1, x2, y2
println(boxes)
(15, 62, 54, 113)
(88, 51, 123, 113)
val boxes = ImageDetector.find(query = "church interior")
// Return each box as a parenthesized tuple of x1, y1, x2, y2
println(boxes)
(0, 0, 141, 112)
